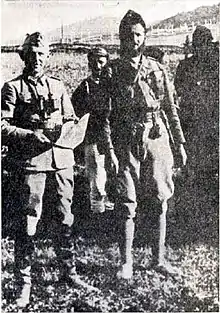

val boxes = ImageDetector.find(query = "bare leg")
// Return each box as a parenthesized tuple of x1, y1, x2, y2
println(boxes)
(117, 209, 135, 279)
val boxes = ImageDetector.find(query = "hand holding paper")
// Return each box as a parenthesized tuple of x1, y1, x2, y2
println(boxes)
(54, 113, 90, 150)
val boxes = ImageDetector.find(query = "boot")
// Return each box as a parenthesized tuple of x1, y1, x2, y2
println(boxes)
(55, 224, 99, 292)
(14, 233, 34, 308)
(117, 217, 135, 279)
(59, 258, 99, 292)
(15, 266, 31, 308)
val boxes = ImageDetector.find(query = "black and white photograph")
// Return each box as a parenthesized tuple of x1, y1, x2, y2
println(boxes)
(1, 0, 219, 311)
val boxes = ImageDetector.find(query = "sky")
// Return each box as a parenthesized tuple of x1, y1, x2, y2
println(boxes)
(1, 0, 220, 44)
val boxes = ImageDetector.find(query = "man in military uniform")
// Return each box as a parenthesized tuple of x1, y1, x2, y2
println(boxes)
(103, 10, 187, 279)
(71, 47, 114, 213)
(1, 32, 80, 307)
(174, 26, 219, 185)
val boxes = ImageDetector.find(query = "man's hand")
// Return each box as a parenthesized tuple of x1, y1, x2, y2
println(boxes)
(28, 130, 51, 145)
(175, 144, 187, 167)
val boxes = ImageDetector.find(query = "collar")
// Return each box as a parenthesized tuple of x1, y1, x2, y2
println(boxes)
(23, 69, 46, 86)
(88, 75, 100, 85)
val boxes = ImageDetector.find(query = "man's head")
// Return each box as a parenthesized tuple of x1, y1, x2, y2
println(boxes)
(87, 47, 109, 78)
(192, 25, 213, 59)
(119, 10, 146, 57)
(19, 32, 49, 77)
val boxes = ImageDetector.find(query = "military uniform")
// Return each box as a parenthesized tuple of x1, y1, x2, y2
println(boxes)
(2, 69, 77, 305)
(103, 51, 186, 277)
(72, 52, 114, 213)
(107, 55, 185, 214)
(2, 72, 76, 225)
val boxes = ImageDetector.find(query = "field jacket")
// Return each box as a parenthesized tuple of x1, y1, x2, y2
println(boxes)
(71, 76, 113, 154)
(2, 72, 77, 171)
(102, 55, 185, 147)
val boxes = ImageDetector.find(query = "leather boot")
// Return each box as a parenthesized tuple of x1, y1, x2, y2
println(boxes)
(15, 266, 31, 308)
(14, 233, 34, 308)
(55, 224, 99, 291)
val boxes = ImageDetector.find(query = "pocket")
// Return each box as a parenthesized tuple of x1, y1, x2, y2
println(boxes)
(147, 70, 165, 98)
(53, 98, 60, 110)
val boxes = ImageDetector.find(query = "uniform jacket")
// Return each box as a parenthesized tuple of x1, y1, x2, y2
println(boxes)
(103, 55, 185, 146)
(71, 76, 113, 154)
(2, 73, 77, 171)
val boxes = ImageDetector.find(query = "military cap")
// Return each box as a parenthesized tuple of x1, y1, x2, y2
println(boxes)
(192, 25, 213, 47)
(18, 32, 49, 60)
(87, 47, 109, 62)
(119, 10, 147, 40)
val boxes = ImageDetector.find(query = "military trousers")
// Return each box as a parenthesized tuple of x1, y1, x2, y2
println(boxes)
(115, 118, 174, 218)
(114, 119, 175, 265)
(85, 143, 115, 213)
(14, 167, 74, 274)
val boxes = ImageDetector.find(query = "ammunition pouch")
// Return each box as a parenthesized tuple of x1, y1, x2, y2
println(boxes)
(130, 110, 163, 160)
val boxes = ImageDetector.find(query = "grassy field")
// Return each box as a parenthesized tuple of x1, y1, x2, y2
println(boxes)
(1, 51, 219, 312)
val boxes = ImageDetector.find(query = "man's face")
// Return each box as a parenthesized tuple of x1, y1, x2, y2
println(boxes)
(24, 47, 48, 76)
(122, 23, 146, 56)
(90, 56, 108, 77)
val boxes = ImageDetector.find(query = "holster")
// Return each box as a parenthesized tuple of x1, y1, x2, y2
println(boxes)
(148, 112, 162, 140)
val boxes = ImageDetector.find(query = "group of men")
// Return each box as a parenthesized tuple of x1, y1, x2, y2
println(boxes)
(2, 9, 218, 309)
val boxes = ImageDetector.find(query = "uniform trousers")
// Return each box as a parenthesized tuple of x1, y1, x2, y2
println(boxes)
(85, 143, 108, 213)
(14, 167, 74, 278)
(115, 118, 174, 264)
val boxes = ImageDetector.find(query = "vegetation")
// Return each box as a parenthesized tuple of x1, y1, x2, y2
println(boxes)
(1, 51, 219, 312)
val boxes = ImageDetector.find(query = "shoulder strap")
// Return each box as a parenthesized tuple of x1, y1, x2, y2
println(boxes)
(133, 54, 144, 85)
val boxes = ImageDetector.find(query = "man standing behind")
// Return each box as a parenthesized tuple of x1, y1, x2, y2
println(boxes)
(71, 47, 115, 213)
(103, 10, 187, 279)
(174, 26, 219, 187)
(2, 32, 82, 308)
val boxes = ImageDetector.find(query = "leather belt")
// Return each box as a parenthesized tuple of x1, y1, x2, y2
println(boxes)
(140, 110, 161, 123)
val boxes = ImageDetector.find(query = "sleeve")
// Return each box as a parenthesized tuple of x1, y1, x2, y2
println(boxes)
(70, 82, 87, 118)
(97, 98, 114, 154)
(174, 60, 186, 97)
(1, 82, 33, 145)
(162, 68, 186, 145)
(60, 81, 78, 121)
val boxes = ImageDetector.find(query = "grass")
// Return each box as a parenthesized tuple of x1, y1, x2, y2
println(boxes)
(1, 51, 219, 312)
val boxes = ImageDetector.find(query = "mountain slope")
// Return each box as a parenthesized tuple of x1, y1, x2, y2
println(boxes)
(153, 3, 219, 28)
(47, 16, 120, 41)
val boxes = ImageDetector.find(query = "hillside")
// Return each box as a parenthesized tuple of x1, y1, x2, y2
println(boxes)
(46, 3, 219, 42)
(47, 16, 120, 41)
(153, 3, 219, 28)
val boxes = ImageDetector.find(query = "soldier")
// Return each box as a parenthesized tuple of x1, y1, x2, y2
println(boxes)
(71, 47, 115, 213)
(1, 32, 84, 308)
(174, 26, 219, 185)
(102, 10, 187, 279)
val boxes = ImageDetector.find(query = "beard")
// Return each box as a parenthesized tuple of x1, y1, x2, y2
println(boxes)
(120, 41, 145, 58)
